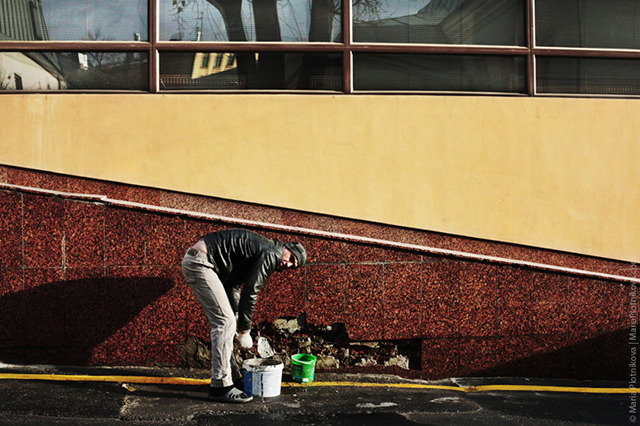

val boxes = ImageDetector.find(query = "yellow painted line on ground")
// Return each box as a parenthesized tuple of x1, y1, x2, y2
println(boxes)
(0, 373, 209, 386)
(0, 373, 634, 395)
(284, 381, 635, 395)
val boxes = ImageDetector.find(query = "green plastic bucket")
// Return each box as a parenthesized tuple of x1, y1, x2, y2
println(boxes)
(291, 353, 317, 383)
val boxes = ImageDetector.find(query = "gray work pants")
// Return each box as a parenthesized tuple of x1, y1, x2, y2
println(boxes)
(181, 248, 238, 387)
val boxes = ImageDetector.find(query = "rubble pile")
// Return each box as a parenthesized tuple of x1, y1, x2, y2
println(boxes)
(180, 314, 421, 379)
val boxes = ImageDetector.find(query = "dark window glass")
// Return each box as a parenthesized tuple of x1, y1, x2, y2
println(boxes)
(537, 57, 640, 95)
(353, 0, 525, 46)
(353, 53, 526, 92)
(159, 0, 342, 42)
(0, 52, 148, 91)
(536, 0, 640, 49)
(160, 52, 343, 90)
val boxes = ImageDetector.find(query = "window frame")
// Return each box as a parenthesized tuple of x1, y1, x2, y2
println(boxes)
(0, 0, 638, 96)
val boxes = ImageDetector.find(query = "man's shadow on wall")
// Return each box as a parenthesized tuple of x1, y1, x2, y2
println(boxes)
(0, 276, 174, 365)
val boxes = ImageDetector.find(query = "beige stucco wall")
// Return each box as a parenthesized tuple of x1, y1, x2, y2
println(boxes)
(1, 94, 638, 262)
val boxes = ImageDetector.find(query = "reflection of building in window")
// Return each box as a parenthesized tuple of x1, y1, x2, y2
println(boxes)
(201, 53, 210, 68)
(0, 0, 67, 90)
(0, 52, 66, 90)
(353, 0, 522, 46)
(191, 53, 238, 79)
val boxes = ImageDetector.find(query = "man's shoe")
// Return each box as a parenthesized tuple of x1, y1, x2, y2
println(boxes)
(208, 387, 253, 403)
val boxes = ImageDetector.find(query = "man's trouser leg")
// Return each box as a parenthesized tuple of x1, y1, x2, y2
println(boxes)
(182, 249, 236, 387)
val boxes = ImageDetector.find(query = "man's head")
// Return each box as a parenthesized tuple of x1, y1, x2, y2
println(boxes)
(281, 242, 307, 270)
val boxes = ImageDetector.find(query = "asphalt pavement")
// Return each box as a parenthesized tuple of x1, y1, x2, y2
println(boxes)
(0, 364, 635, 425)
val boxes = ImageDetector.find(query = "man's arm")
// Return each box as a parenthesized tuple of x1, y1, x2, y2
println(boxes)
(236, 250, 279, 332)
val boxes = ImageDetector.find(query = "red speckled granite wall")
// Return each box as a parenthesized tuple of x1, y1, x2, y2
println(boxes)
(0, 165, 635, 380)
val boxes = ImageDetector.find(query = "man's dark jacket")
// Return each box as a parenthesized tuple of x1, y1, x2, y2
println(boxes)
(201, 229, 284, 332)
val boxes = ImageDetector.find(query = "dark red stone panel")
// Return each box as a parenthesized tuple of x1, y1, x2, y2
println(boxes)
(383, 263, 422, 340)
(23, 194, 64, 268)
(64, 200, 105, 268)
(531, 273, 570, 334)
(8, 168, 68, 192)
(567, 277, 625, 337)
(105, 183, 161, 206)
(495, 267, 535, 337)
(0, 267, 24, 296)
(305, 264, 346, 326)
(89, 339, 148, 366)
(337, 220, 384, 240)
(457, 262, 500, 337)
(280, 209, 317, 229)
(422, 261, 460, 338)
(134, 267, 186, 348)
(183, 220, 225, 246)
(491, 335, 547, 376)
(307, 213, 344, 234)
(0, 191, 23, 268)
(64, 267, 105, 281)
(64, 268, 109, 347)
(0, 267, 25, 347)
(253, 268, 306, 324)
(421, 338, 460, 379)
(142, 344, 183, 366)
(519, 332, 628, 380)
(22, 267, 65, 347)
(258, 229, 289, 245)
(185, 291, 211, 342)
(601, 282, 630, 332)
(102, 266, 157, 346)
(344, 242, 385, 263)
(212, 200, 283, 224)
(344, 264, 384, 341)
(145, 214, 186, 267)
(304, 236, 345, 264)
(384, 249, 422, 263)
(458, 337, 498, 376)
(64, 175, 110, 197)
(162, 192, 227, 217)
(115, 266, 178, 328)
(105, 208, 146, 267)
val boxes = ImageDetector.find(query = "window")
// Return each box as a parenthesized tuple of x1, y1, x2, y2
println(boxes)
(0, 0, 639, 96)
(537, 57, 640, 95)
(160, 51, 342, 90)
(354, 53, 526, 93)
(536, 0, 640, 49)
(353, 0, 524, 46)
(159, 0, 342, 42)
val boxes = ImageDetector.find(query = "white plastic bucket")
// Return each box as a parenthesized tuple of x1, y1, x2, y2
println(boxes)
(242, 358, 283, 397)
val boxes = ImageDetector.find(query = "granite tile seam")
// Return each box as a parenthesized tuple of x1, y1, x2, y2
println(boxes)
(1, 182, 638, 285)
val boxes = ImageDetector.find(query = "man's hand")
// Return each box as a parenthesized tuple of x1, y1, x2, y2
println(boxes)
(237, 330, 253, 349)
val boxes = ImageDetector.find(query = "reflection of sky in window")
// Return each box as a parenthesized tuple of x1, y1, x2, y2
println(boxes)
(40, 0, 147, 41)
(159, 0, 340, 42)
